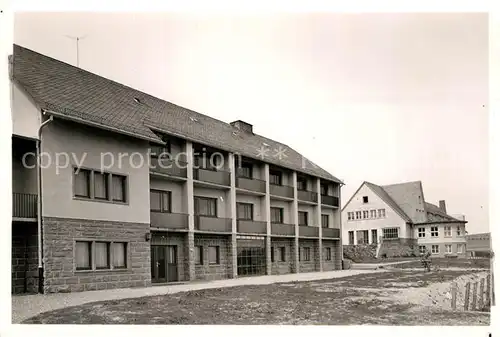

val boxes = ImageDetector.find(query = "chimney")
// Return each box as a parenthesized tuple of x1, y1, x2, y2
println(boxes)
(439, 200, 447, 214)
(230, 120, 253, 134)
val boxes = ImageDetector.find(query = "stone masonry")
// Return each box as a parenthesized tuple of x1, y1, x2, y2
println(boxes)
(194, 234, 232, 281)
(299, 239, 320, 273)
(322, 240, 341, 271)
(270, 238, 294, 275)
(12, 223, 39, 294)
(42, 217, 151, 293)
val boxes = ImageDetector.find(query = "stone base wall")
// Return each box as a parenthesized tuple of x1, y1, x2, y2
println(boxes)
(343, 244, 377, 262)
(42, 217, 151, 293)
(270, 238, 294, 275)
(299, 239, 320, 273)
(379, 238, 418, 258)
(12, 223, 38, 294)
(322, 240, 341, 271)
(194, 234, 231, 281)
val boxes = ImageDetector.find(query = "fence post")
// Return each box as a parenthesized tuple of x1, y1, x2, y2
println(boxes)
(471, 281, 478, 311)
(486, 274, 491, 305)
(451, 282, 457, 310)
(479, 278, 485, 310)
(464, 282, 471, 311)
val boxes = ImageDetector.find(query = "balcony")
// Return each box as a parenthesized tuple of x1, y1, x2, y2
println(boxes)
(299, 225, 319, 237)
(321, 195, 339, 207)
(297, 189, 318, 203)
(12, 193, 37, 220)
(271, 222, 295, 236)
(150, 158, 187, 178)
(150, 212, 188, 230)
(236, 176, 266, 194)
(322, 227, 340, 239)
(270, 184, 294, 199)
(193, 167, 230, 186)
(194, 215, 232, 233)
(237, 220, 267, 234)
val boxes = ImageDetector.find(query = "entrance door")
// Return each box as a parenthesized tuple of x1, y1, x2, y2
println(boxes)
(166, 245, 178, 282)
(237, 238, 266, 276)
(151, 245, 178, 283)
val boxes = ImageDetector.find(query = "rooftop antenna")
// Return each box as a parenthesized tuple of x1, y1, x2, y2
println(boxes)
(64, 34, 87, 67)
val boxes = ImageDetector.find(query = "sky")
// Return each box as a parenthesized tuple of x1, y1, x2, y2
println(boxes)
(13, 12, 489, 233)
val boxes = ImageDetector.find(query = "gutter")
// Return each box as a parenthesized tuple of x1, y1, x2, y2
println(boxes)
(36, 113, 54, 294)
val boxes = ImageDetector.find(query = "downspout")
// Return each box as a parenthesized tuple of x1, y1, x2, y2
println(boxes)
(37, 113, 53, 294)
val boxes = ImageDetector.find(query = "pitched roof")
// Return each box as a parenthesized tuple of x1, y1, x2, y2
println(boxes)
(364, 182, 412, 223)
(347, 180, 465, 225)
(11, 44, 342, 183)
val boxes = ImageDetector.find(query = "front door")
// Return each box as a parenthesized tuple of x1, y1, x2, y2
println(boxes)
(151, 245, 178, 283)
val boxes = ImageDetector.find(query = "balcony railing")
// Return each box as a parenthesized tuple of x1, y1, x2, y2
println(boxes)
(321, 195, 339, 207)
(150, 157, 188, 178)
(270, 184, 294, 199)
(322, 227, 340, 239)
(194, 215, 232, 232)
(299, 225, 319, 237)
(237, 219, 267, 234)
(236, 176, 266, 193)
(271, 222, 295, 236)
(150, 212, 188, 230)
(193, 167, 230, 186)
(12, 193, 37, 219)
(297, 189, 318, 203)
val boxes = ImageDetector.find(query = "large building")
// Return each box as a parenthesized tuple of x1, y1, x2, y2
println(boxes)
(10, 45, 343, 294)
(466, 232, 492, 258)
(341, 181, 467, 258)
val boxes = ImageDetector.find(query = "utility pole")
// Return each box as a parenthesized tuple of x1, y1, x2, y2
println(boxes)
(64, 34, 87, 67)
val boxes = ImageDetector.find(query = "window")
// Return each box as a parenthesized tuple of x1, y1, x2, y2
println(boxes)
(371, 229, 378, 244)
(74, 168, 127, 203)
(237, 203, 253, 220)
(363, 196, 368, 203)
(320, 184, 328, 196)
(269, 170, 282, 185)
(419, 245, 426, 255)
(347, 212, 354, 221)
(302, 247, 311, 261)
(209, 246, 220, 264)
(94, 171, 109, 200)
(112, 174, 127, 202)
(418, 227, 426, 238)
(457, 244, 464, 253)
(237, 161, 253, 179)
(444, 226, 452, 237)
(95, 242, 110, 269)
(74, 168, 90, 198)
(150, 190, 171, 212)
(431, 226, 439, 237)
(279, 247, 286, 262)
(270, 207, 284, 223)
(271, 247, 275, 262)
(456, 226, 462, 236)
(75, 241, 91, 270)
(297, 176, 307, 191)
(445, 244, 452, 254)
(348, 231, 354, 245)
(362, 210, 369, 219)
(195, 246, 203, 265)
(75, 240, 129, 271)
(321, 214, 329, 228)
(298, 211, 308, 226)
(356, 230, 369, 244)
(378, 209, 386, 218)
(112, 242, 127, 268)
(324, 247, 332, 261)
(383, 227, 399, 239)
(355, 211, 362, 220)
(194, 197, 217, 217)
(370, 210, 377, 218)
(431, 245, 439, 254)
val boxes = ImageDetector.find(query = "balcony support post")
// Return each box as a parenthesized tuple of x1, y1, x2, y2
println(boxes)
(228, 153, 238, 278)
(264, 164, 272, 275)
(316, 178, 323, 272)
(185, 141, 195, 281)
(292, 171, 300, 273)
